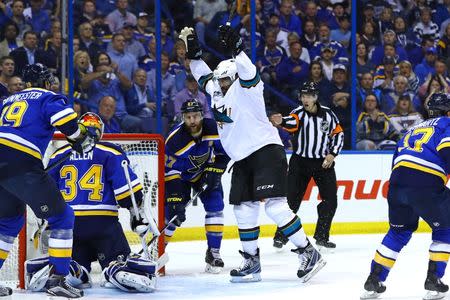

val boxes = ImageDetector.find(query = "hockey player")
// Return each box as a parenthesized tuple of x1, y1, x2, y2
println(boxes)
(165, 99, 229, 273)
(361, 92, 450, 300)
(180, 25, 326, 282)
(0, 63, 94, 298)
(28, 112, 156, 293)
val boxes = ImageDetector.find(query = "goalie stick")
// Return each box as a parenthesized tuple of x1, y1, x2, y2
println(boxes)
(138, 183, 207, 255)
(121, 160, 153, 260)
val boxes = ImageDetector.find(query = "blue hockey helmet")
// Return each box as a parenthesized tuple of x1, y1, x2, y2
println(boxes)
(22, 63, 56, 88)
(181, 99, 203, 114)
(427, 92, 450, 118)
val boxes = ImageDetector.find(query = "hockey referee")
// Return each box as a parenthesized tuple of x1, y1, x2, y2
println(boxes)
(270, 81, 344, 250)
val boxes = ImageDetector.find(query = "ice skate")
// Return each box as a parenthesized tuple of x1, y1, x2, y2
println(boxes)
(292, 240, 326, 283)
(360, 264, 386, 299)
(46, 274, 84, 298)
(230, 248, 261, 283)
(316, 239, 336, 253)
(0, 285, 12, 296)
(273, 228, 289, 250)
(205, 248, 224, 274)
(423, 262, 448, 300)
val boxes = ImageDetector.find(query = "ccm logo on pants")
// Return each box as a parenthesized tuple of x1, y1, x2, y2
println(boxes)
(257, 185, 274, 191)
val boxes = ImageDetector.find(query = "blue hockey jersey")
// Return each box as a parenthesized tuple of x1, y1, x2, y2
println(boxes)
(165, 118, 229, 183)
(48, 142, 143, 217)
(0, 88, 78, 161)
(390, 117, 450, 187)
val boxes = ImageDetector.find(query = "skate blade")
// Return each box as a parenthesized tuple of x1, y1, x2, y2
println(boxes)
(317, 245, 335, 254)
(205, 264, 223, 274)
(360, 290, 381, 299)
(300, 258, 327, 283)
(423, 290, 446, 300)
(230, 273, 261, 283)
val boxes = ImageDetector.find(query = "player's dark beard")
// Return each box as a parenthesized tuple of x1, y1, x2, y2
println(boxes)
(187, 123, 202, 138)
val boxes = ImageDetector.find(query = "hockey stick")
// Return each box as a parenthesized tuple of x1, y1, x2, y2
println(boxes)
(226, 0, 237, 26)
(44, 149, 75, 173)
(138, 183, 207, 255)
(121, 160, 153, 261)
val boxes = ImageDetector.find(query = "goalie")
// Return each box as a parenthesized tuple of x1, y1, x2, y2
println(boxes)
(26, 112, 157, 293)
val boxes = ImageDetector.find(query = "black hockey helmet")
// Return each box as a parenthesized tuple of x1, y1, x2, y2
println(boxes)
(22, 63, 56, 88)
(300, 80, 319, 96)
(181, 99, 203, 114)
(427, 92, 450, 118)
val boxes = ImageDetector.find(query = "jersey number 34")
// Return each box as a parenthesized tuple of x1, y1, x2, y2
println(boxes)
(60, 164, 104, 202)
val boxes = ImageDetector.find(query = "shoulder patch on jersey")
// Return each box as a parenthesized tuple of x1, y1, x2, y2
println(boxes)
(198, 73, 214, 91)
(96, 143, 123, 156)
(50, 145, 72, 159)
(165, 125, 182, 145)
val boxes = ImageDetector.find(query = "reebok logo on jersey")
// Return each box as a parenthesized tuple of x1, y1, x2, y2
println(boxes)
(256, 184, 274, 191)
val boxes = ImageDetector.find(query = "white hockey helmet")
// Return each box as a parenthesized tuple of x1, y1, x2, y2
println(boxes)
(214, 59, 237, 82)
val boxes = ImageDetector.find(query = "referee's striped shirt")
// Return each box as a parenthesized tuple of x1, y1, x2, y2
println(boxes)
(281, 105, 344, 158)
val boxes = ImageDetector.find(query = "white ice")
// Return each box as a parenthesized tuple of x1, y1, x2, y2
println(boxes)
(4, 233, 449, 300)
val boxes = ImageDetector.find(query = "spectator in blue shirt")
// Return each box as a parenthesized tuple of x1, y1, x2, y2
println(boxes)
(87, 63, 142, 132)
(276, 40, 309, 106)
(331, 13, 350, 49)
(98, 95, 122, 133)
(174, 75, 212, 122)
(146, 51, 177, 120)
(278, 0, 302, 37)
(107, 33, 138, 80)
(414, 47, 438, 85)
(26, 0, 51, 36)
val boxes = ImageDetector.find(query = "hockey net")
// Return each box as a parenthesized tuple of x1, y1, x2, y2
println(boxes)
(0, 134, 166, 289)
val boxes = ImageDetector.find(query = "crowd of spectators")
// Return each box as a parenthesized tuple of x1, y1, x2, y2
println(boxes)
(0, 0, 354, 149)
(356, 0, 450, 150)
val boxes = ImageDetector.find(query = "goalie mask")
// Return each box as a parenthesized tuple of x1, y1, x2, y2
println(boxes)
(78, 112, 104, 142)
(214, 59, 237, 95)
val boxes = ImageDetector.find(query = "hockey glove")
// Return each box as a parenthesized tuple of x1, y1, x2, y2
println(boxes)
(218, 25, 244, 57)
(201, 165, 226, 192)
(130, 208, 150, 236)
(165, 194, 186, 227)
(179, 27, 203, 60)
(67, 124, 96, 155)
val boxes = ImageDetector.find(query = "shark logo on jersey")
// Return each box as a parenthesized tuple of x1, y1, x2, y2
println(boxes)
(187, 151, 211, 173)
(212, 104, 233, 128)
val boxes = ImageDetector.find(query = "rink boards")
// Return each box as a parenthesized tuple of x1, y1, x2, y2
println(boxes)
(133, 153, 440, 241)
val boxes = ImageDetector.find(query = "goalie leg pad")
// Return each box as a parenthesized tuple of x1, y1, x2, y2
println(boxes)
(103, 256, 157, 293)
(26, 258, 91, 291)
(66, 260, 92, 289)
(25, 257, 50, 292)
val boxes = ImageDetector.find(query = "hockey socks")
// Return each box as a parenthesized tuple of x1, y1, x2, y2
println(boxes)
(205, 211, 224, 249)
(0, 215, 25, 270)
(238, 227, 260, 256)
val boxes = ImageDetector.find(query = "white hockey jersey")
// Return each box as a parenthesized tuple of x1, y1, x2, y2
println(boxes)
(190, 51, 282, 162)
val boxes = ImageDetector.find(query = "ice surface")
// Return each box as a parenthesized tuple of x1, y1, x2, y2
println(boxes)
(3, 233, 448, 300)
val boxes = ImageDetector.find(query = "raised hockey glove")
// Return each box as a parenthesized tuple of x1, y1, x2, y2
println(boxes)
(218, 25, 244, 57)
(166, 194, 186, 227)
(201, 165, 226, 192)
(67, 124, 96, 155)
(179, 27, 203, 60)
